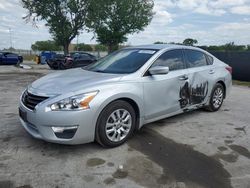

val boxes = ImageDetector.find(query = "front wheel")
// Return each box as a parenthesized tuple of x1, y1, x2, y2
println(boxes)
(206, 83, 225, 112)
(96, 100, 136, 147)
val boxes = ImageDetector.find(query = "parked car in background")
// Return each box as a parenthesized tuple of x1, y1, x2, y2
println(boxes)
(19, 44, 232, 147)
(47, 52, 97, 70)
(47, 54, 65, 69)
(0, 52, 23, 65)
(40, 51, 56, 65)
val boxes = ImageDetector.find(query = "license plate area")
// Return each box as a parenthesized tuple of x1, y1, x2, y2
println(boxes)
(19, 108, 27, 122)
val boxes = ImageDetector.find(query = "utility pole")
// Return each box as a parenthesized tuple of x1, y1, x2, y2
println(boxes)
(76, 34, 79, 51)
(9, 28, 13, 51)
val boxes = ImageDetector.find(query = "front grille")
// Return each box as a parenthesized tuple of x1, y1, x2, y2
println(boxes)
(22, 91, 49, 110)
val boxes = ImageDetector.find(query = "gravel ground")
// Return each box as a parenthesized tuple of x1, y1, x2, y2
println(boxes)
(0, 62, 250, 188)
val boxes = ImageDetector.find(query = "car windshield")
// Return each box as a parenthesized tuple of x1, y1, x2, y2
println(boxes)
(84, 49, 157, 74)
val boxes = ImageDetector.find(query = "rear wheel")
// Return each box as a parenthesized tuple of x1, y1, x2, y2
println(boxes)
(206, 83, 225, 112)
(96, 100, 136, 147)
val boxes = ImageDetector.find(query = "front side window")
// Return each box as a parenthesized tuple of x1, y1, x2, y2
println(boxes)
(151, 50, 185, 71)
(84, 49, 157, 74)
(185, 50, 208, 68)
(5, 53, 16, 57)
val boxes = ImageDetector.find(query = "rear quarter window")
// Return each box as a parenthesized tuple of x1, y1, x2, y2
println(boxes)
(206, 54, 214, 65)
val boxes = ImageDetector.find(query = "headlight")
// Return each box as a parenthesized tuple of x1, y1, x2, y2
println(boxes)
(50, 91, 98, 111)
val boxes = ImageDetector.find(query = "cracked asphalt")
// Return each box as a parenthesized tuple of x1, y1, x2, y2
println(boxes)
(0, 62, 250, 188)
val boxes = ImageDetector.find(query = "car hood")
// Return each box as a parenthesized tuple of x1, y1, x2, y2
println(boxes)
(29, 68, 123, 95)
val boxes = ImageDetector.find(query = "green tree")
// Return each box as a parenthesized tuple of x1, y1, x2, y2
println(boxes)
(86, 0, 154, 53)
(75, 43, 93, 51)
(31, 40, 61, 51)
(223, 42, 245, 51)
(183, 38, 198, 46)
(95, 44, 107, 51)
(154, 41, 165, 44)
(22, 0, 89, 55)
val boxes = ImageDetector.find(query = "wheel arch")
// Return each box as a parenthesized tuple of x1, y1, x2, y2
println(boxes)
(94, 94, 143, 137)
(114, 97, 141, 131)
(217, 80, 226, 98)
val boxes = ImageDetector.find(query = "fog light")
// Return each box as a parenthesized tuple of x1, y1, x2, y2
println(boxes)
(52, 126, 78, 139)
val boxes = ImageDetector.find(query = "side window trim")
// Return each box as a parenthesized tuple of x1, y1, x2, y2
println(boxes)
(181, 49, 188, 69)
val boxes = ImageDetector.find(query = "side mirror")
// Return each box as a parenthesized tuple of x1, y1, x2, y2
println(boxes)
(149, 66, 169, 75)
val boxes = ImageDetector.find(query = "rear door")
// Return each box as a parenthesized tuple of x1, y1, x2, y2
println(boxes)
(181, 49, 215, 109)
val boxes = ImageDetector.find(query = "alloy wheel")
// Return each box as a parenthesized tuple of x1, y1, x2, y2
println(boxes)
(212, 87, 224, 109)
(105, 109, 132, 142)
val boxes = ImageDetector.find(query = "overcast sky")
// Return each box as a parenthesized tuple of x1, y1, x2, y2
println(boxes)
(0, 0, 250, 50)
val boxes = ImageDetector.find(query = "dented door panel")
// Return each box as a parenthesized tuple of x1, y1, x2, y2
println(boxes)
(179, 66, 215, 110)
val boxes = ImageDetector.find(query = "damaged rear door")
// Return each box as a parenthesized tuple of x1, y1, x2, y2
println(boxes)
(179, 49, 215, 110)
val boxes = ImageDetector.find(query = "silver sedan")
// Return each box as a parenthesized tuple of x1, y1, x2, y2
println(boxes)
(19, 44, 232, 147)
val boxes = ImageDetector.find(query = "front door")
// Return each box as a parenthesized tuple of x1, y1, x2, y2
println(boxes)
(142, 49, 188, 121)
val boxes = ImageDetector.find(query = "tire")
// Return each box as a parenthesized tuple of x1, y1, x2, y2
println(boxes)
(50, 62, 59, 70)
(96, 100, 136, 147)
(58, 62, 65, 70)
(206, 83, 225, 112)
(64, 59, 73, 69)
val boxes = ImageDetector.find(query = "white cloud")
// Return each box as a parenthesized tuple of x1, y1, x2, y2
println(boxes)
(174, 0, 250, 16)
(128, 21, 250, 46)
(152, 0, 174, 25)
(0, 0, 14, 11)
(175, 0, 227, 16)
(210, 0, 247, 8)
(177, 0, 201, 10)
(214, 22, 250, 31)
(194, 4, 226, 16)
(231, 5, 250, 15)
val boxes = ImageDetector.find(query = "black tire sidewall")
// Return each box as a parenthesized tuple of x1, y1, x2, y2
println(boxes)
(209, 83, 224, 111)
(96, 100, 136, 147)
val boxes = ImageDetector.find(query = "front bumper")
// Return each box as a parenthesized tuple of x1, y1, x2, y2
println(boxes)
(19, 101, 97, 145)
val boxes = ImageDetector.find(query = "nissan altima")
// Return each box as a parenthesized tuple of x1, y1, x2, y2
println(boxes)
(19, 44, 232, 147)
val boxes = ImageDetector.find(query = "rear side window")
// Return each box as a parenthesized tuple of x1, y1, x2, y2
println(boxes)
(79, 54, 91, 60)
(152, 50, 185, 71)
(185, 50, 207, 68)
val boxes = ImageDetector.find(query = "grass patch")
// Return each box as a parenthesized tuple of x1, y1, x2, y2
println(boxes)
(22, 54, 36, 61)
(233, 80, 250, 87)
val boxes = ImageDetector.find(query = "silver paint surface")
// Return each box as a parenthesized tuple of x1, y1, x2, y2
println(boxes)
(19, 44, 232, 144)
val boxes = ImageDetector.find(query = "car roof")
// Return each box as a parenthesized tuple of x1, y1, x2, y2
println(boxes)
(125, 44, 202, 51)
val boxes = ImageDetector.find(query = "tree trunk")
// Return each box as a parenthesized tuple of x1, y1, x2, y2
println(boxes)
(63, 42, 70, 55)
(108, 43, 119, 54)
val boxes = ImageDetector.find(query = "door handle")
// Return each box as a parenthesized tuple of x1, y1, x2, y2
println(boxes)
(209, 70, 215, 74)
(179, 75, 188, 81)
